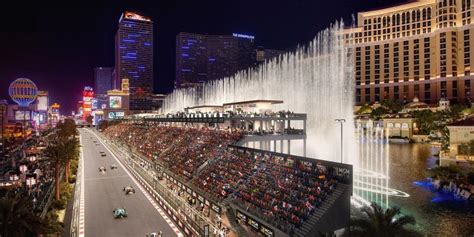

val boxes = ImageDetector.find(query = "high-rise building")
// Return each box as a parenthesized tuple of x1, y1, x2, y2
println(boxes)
(115, 11, 153, 110)
(206, 35, 240, 81)
(344, 0, 474, 105)
(175, 32, 257, 88)
(175, 32, 208, 88)
(94, 67, 113, 95)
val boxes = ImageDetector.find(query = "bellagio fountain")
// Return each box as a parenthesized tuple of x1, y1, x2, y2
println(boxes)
(162, 22, 409, 207)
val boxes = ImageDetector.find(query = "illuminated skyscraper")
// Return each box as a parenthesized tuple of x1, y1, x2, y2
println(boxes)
(94, 67, 113, 95)
(175, 32, 256, 88)
(175, 32, 208, 88)
(115, 11, 153, 111)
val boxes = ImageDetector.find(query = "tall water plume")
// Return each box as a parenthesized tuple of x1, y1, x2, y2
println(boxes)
(163, 22, 401, 206)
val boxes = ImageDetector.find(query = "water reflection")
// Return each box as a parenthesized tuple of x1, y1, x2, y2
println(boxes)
(388, 143, 474, 236)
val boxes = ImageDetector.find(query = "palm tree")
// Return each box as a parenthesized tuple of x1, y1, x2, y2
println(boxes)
(56, 118, 78, 140)
(63, 137, 79, 183)
(343, 202, 420, 237)
(0, 193, 50, 236)
(44, 139, 67, 200)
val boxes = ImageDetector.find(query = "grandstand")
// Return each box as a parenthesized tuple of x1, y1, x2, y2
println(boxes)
(103, 120, 352, 237)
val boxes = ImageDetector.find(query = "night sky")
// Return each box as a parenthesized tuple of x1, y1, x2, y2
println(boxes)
(0, 0, 406, 114)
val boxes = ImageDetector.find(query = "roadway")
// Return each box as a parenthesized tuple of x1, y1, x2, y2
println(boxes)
(78, 128, 176, 237)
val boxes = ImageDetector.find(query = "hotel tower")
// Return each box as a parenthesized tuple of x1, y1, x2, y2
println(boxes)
(344, 0, 474, 105)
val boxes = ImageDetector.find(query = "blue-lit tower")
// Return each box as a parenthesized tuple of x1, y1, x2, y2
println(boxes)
(115, 11, 153, 111)
(174, 32, 256, 88)
(94, 67, 113, 95)
(175, 32, 208, 88)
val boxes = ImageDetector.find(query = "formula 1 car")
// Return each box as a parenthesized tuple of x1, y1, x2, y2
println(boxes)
(113, 207, 127, 218)
(123, 186, 136, 194)
(98, 167, 107, 172)
(110, 164, 118, 170)
(146, 231, 162, 237)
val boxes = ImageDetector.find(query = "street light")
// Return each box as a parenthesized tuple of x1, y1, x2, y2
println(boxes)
(28, 156, 36, 162)
(26, 176, 36, 188)
(19, 164, 28, 173)
(335, 119, 346, 163)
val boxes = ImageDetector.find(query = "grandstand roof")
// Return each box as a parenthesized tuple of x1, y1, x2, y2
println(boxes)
(186, 105, 223, 109)
(223, 100, 283, 106)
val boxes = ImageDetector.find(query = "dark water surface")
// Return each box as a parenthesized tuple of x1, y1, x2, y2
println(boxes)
(388, 143, 474, 237)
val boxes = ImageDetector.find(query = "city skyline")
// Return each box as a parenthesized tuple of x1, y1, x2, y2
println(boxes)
(0, 0, 405, 113)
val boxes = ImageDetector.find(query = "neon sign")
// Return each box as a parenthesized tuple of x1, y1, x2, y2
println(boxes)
(232, 33, 255, 40)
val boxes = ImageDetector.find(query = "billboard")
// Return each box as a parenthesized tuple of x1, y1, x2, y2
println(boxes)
(32, 111, 47, 124)
(107, 111, 125, 120)
(37, 95, 48, 111)
(92, 99, 98, 110)
(15, 110, 31, 121)
(109, 96, 122, 109)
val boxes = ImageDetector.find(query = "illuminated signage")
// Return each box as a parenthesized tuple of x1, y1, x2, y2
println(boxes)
(37, 95, 48, 111)
(92, 99, 98, 110)
(15, 110, 31, 121)
(232, 33, 255, 40)
(108, 111, 125, 120)
(123, 11, 151, 22)
(52, 103, 60, 109)
(33, 111, 47, 124)
(109, 96, 122, 109)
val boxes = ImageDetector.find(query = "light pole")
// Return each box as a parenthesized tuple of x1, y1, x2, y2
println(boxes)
(335, 119, 346, 163)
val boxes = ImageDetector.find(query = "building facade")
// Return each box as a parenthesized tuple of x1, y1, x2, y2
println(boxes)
(447, 116, 474, 160)
(175, 32, 208, 88)
(344, 0, 474, 105)
(175, 32, 257, 88)
(94, 67, 113, 95)
(115, 11, 154, 110)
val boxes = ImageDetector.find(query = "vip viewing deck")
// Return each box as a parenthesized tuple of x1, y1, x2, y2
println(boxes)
(102, 118, 352, 237)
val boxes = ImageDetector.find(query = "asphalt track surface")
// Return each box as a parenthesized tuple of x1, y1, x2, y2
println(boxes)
(79, 128, 175, 237)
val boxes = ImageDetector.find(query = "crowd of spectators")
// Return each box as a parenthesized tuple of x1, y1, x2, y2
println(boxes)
(104, 123, 243, 180)
(104, 122, 338, 234)
(197, 150, 337, 233)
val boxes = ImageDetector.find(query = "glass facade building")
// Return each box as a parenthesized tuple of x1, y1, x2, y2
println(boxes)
(175, 32, 256, 88)
(94, 67, 113, 95)
(115, 11, 154, 110)
(175, 33, 208, 88)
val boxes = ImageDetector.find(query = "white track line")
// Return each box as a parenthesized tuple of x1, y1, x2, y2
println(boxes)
(79, 135, 85, 237)
(89, 130, 183, 237)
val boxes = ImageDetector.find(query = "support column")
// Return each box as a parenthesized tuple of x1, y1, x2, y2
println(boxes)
(287, 139, 291, 154)
(303, 119, 307, 134)
(303, 138, 307, 157)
